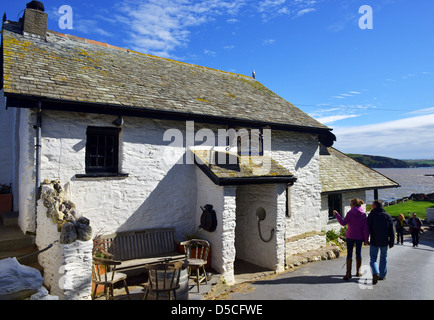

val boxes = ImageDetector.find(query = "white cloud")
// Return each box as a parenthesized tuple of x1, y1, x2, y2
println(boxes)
(226, 18, 239, 23)
(332, 90, 363, 99)
(315, 114, 360, 124)
(109, 0, 320, 57)
(223, 45, 235, 50)
(297, 8, 315, 17)
(263, 39, 276, 45)
(115, 0, 247, 57)
(258, 0, 319, 21)
(204, 49, 216, 56)
(332, 114, 434, 159)
(309, 104, 366, 124)
(408, 107, 434, 115)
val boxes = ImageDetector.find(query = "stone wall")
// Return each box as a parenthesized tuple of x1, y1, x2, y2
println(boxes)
(194, 167, 226, 275)
(235, 184, 286, 272)
(36, 197, 92, 299)
(16, 107, 38, 233)
(15, 108, 330, 287)
(39, 111, 198, 241)
(286, 234, 327, 256)
(270, 131, 322, 238)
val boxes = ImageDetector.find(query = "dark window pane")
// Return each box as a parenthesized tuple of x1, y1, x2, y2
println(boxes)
(85, 127, 120, 174)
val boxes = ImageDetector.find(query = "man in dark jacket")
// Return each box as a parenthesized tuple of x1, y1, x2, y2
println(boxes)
(367, 200, 395, 284)
(408, 212, 423, 247)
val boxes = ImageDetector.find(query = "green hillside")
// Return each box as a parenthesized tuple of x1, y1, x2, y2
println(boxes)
(346, 154, 434, 168)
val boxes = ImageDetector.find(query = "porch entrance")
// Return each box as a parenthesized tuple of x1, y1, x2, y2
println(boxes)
(234, 184, 284, 274)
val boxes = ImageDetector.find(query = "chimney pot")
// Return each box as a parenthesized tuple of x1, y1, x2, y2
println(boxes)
(22, 2, 47, 37)
(26, 1, 45, 12)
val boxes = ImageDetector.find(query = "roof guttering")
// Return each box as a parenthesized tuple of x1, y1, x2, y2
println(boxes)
(5, 93, 336, 144)
(321, 184, 401, 195)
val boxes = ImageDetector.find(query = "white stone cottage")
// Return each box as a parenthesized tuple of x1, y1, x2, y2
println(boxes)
(0, 3, 398, 294)
(319, 147, 399, 233)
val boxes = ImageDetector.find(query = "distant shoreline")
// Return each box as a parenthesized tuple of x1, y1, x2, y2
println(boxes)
(366, 168, 434, 203)
(347, 153, 434, 168)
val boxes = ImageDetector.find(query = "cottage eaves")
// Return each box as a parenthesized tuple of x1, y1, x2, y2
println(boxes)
(1, 21, 335, 145)
(320, 147, 400, 194)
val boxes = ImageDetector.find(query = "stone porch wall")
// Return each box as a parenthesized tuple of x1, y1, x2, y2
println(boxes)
(286, 233, 327, 256)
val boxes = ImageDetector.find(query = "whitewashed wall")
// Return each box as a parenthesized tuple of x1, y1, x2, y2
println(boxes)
(14, 107, 328, 286)
(35, 194, 92, 300)
(16, 108, 37, 233)
(39, 111, 198, 241)
(270, 131, 322, 238)
(194, 168, 237, 284)
(320, 190, 367, 233)
(235, 184, 286, 272)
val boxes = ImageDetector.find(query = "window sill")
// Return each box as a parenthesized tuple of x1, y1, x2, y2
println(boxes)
(74, 173, 129, 179)
(327, 218, 339, 225)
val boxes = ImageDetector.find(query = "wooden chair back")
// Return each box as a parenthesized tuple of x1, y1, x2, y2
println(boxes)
(145, 261, 183, 293)
(180, 239, 210, 261)
(92, 257, 121, 283)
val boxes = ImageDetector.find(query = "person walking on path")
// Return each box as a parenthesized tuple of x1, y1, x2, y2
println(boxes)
(395, 214, 406, 245)
(408, 212, 423, 247)
(367, 200, 395, 284)
(333, 198, 369, 281)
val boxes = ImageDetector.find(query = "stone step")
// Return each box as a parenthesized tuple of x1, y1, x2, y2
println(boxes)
(0, 211, 18, 227)
(0, 213, 44, 274)
(0, 245, 43, 273)
(0, 226, 35, 252)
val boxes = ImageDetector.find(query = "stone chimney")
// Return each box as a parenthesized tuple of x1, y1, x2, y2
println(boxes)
(22, 1, 47, 38)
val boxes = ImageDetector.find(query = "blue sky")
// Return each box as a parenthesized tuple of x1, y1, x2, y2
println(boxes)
(3, 0, 434, 159)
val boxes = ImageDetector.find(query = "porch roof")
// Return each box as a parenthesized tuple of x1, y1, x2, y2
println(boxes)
(2, 21, 335, 145)
(193, 150, 296, 186)
(320, 147, 400, 194)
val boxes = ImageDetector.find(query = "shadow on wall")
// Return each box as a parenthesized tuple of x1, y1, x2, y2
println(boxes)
(295, 145, 317, 171)
(117, 157, 198, 241)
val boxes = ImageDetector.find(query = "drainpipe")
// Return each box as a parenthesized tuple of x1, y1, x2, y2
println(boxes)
(35, 101, 42, 227)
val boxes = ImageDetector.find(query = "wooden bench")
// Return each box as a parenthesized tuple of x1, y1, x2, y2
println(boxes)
(99, 228, 185, 275)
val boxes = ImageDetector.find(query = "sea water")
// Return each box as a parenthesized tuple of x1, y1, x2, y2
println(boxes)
(366, 167, 434, 203)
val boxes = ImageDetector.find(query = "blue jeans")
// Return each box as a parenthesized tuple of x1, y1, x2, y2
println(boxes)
(370, 245, 388, 278)
(346, 238, 363, 259)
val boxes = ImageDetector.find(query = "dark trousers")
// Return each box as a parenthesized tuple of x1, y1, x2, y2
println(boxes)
(396, 228, 404, 244)
(346, 238, 363, 259)
(411, 229, 419, 246)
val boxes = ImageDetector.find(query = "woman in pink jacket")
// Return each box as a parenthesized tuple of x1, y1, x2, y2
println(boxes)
(333, 198, 369, 280)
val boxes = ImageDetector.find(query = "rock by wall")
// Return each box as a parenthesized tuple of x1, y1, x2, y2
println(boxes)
(36, 180, 92, 300)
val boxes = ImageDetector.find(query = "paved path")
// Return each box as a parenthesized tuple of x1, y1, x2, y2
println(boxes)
(226, 229, 434, 300)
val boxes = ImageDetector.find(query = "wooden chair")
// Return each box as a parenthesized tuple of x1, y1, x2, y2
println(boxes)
(92, 256, 131, 300)
(180, 239, 210, 292)
(143, 261, 183, 300)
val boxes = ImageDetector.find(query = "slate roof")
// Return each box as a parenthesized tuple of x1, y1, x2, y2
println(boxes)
(192, 149, 296, 186)
(1, 21, 334, 139)
(320, 147, 400, 194)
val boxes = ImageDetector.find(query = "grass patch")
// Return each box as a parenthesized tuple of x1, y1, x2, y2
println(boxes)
(367, 200, 434, 220)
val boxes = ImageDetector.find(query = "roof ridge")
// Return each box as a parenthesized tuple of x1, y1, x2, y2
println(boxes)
(47, 29, 253, 80)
